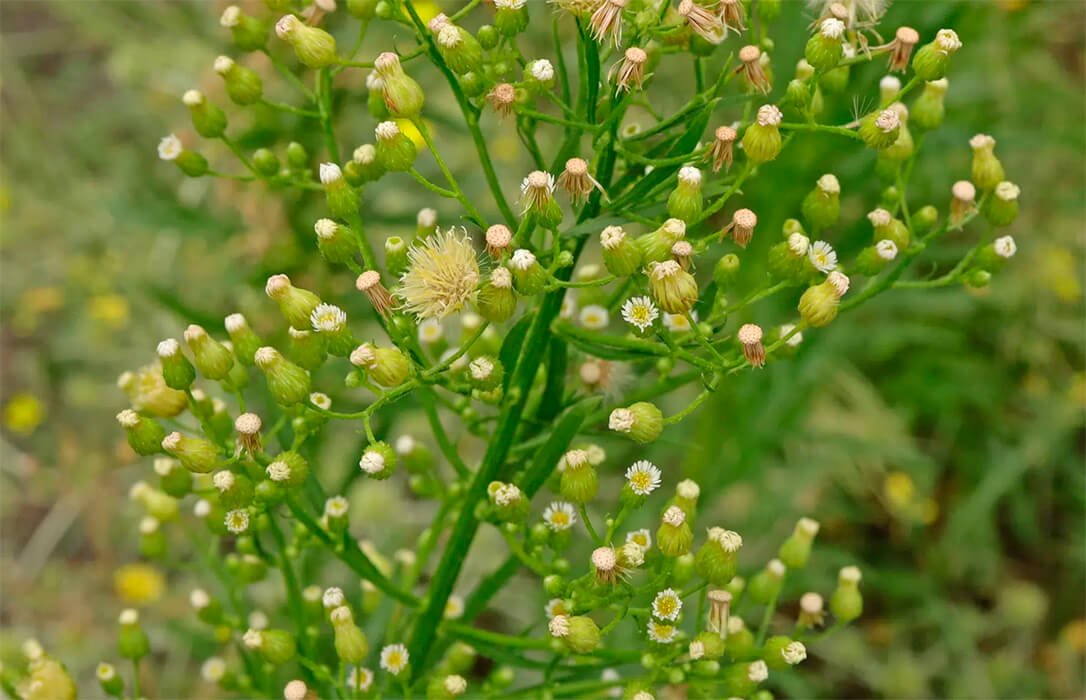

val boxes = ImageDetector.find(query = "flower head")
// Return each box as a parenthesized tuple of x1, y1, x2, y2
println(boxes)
(625, 460, 662, 496)
(647, 619, 677, 643)
(621, 296, 660, 332)
(396, 228, 480, 319)
(579, 304, 610, 329)
(626, 528, 652, 549)
(158, 134, 182, 161)
(380, 644, 409, 675)
(543, 501, 577, 531)
(808, 240, 838, 273)
(310, 303, 347, 333)
(651, 588, 682, 621)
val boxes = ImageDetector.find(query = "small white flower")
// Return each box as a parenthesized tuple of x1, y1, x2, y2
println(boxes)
(579, 304, 610, 329)
(875, 109, 900, 133)
(543, 501, 576, 531)
(284, 680, 308, 700)
(748, 660, 769, 682)
(876, 239, 899, 261)
(651, 588, 683, 621)
(396, 435, 417, 455)
(418, 318, 444, 344)
(325, 495, 349, 518)
(995, 181, 1020, 201)
(182, 89, 205, 106)
(676, 479, 700, 501)
(242, 628, 263, 649)
(708, 527, 743, 552)
(319, 162, 342, 184)
(609, 408, 635, 433)
(158, 134, 183, 161)
(626, 528, 652, 549)
(625, 460, 662, 496)
(376, 120, 401, 141)
(493, 483, 522, 506)
(993, 235, 1017, 258)
(663, 310, 696, 332)
(444, 675, 468, 696)
(808, 240, 838, 273)
(510, 248, 537, 270)
(816, 173, 840, 194)
(544, 598, 568, 619)
(220, 6, 241, 27)
(840, 565, 862, 583)
(820, 17, 845, 39)
(621, 296, 659, 332)
(600, 225, 626, 250)
(780, 323, 803, 347)
(225, 509, 249, 534)
(662, 505, 686, 527)
(689, 640, 705, 660)
(194, 499, 212, 518)
(620, 541, 644, 567)
(647, 619, 677, 643)
(267, 460, 291, 482)
(530, 59, 555, 82)
(935, 28, 962, 53)
(348, 667, 374, 692)
(548, 614, 570, 637)
(879, 75, 902, 94)
(322, 587, 345, 609)
(756, 104, 782, 127)
(782, 641, 807, 665)
(249, 610, 269, 632)
(444, 595, 464, 619)
(201, 657, 226, 682)
(276, 14, 299, 38)
(380, 644, 409, 675)
(311, 303, 347, 334)
(469, 356, 494, 380)
(678, 165, 702, 185)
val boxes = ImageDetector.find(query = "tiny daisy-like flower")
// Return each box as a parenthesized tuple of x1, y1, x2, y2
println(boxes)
(808, 240, 838, 273)
(652, 588, 683, 621)
(444, 594, 464, 619)
(201, 657, 227, 682)
(993, 235, 1017, 258)
(325, 495, 349, 518)
(418, 318, 444, 344)
(621, 296, 659, 332)
(311, 303, 347, 333)
(225, 509, 249, 534)
(647, 619, 677, 643)
(625, 460, 662, 496)
(380, 643, 409, 675)
(348, 667, 374, 692)
(322, 587, 344, 609)
(876, 239, 899, 261)
(544, 598, 568, 619)
(397, 228, 481, 319)
(520, 170, 557, 214)
(663, 310, 696, 332)
(626, 528, 652, 549)
(579, 304, 610, 329)
(158, 134, 182, 161)
(543, 501, 577, 531)
(748, 660, 769, 682)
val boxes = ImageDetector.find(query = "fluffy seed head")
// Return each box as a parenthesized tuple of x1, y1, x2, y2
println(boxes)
(738, 323, 763, 345)
(592, 546, 617, 572)
(820, 18, 845, 38)
(397, 228, 480, 319)
(485, 224, 512, 250)
(952, 180, 976, 202)
(235, 412, 262, 435)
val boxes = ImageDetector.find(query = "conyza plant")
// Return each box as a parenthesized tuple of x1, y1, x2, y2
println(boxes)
(10, 0, 1023, 698)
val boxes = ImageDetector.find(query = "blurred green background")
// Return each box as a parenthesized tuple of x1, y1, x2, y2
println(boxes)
(1, 0, 1083, 698)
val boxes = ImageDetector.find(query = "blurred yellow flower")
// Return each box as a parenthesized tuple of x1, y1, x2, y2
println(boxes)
(22, 285, 65, 314)
(412, 0, 441, 22)
(1039, 247, 1080, 303)
(916, 498, 939, 525)
(3, 393, 45, 435)
(395, 118, 427, 150)
(114, 563, 165, 604)
(88, 293, 130, 329)
(883, 471, 914, 511)
(1061, 619, 1086, 651)
(1069, 373, 1086, 409)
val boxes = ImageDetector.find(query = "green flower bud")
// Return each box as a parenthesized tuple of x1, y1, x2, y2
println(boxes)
(476, 24, 500, 49)
(190, 588, 224, 626)
(254, 347, 312, 406)
(359, 440, 398, 480)
(385, 236, 410, 277)
(286, 141, 309, 170)
(764, 635, 807, 669)
(314, 218, 361, 265)
(748, 558, 786, 604)
(723, 660, 768, 697)
(487, 481, 530, 522)
(599, 225, 643, 277)
(494, 3, 528, 36)
(265, 274, 322, 329)
(266, 451, 310, 489)
(97, 662, 124, 698)
(117, 409, 166, 456)
(434, 23, 483, 75)
(667, 166, 704, 223)
(350, 343, 411, 387)
(969, 133, 1005, 191)
(372, 121, 417, 173)
(859, 108, 901, 150)
(983, 181, 1020, 227)
(213, 470, 255, 510)
(636, 218, 687, 265)
(288, 327, 328, 372)
(912, 29, 962, 81)
(657, 505, 694, 557)
(767, 233, 810, 281)
(183, 325, 234, 381)
(275, 14, 337, 68)
(156, 338, 195, 390)
(783, 78, 811, 115)
(713, 252, 741, 287)
(161, 432, 221, 474)
(798, 272, 849, 328)
(467, 355, 503, 390)
(549, 615, 600, 654)
(154, 457, 191, 498)
(910, 78, 948, 131)
(868, 208, 911, 249)
(427, 673, 468, 699)
(224, 314, 263, 366)
(244, 628, 296, 664)
(318, 163, 359, 218)
(509, 249, 548, 296)
(182, 90, 227, 138)
(220, 6, 267, 52)
(648, 260, 698, 315)
(829, 566, 863, 622)
(560, 453, 599, 504)
(118, 609, 150, 660)
(522, 170, 563, 229)
(804, 18, 845, 71)
(609, 401, 663, 443)
(374, 52, 425, 117)
(330, 606, 369, 663)
(347, 0, 379, 19)
(913, 204, 939, 235)
(250, 148, 279, 177)
(882, 109, 914, 161)
(854, 239, 900, 275)
(345, 144, 384, 186)
(693, 630, 726, 659)
(138, 515, 167, 557)
(801, 174, 841, 230)
(213, 56, 262, 105)
(695, 528, 743, 585)
(778, 517, 819, 568)
(742, 105, 783, 163)
(310, 303, 355, 357)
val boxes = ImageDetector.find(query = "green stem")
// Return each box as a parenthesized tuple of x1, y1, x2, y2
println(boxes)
(779, 122, 863, 141)
(578, 503, 603, 545)
(408, 167, 457, 198)
(411, 116, 487, 227)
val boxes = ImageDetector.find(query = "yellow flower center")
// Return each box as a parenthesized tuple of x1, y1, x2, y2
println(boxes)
(550, 512, 570, 527)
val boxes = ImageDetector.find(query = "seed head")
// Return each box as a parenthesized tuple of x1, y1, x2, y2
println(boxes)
(396, 228, 480, 319)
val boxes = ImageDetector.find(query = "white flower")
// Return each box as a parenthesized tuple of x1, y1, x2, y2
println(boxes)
(788, 232, 810, 257)
(201, 657, 226, 682)
(678, 165, 702, 185)
(935, 28, 962, 53)
(748, 660, 769, 682)
(755, 104, 782, 126)
(493, 483, 522, 506)
(876, 239, 898, 261)
(651, 588, 682, 621)
(579, 304, 610, 329)
(808, 240, 838, 273)
(311, 304, 347, 333)
(782, 641, 807, 665)
(662, 505, 686, 526)
(544, 598, 568, 619)
(820, 17, 845, 39)
(225, 509, 249, 534)
(510, 248, 537, 270)
(418, 318, 445, 344)
(220, 6, 241, 27)
(444, 595, 464, 619)
(626, 528, 652, 549)
(688, 640, 705, 660)
(380, 644, 409, 675)
(158, 134, 182, 161)
(780, 323, 803, 347)
(609, 408, 634, 433)
(322, 587, 345, 609)
(708, 527, 743, 551)
(319, 162, 342, 184)
(348, 667, 374, 692)
(647, 619, 677, 643)
(242, 628, 263, 649)
(530, 59, 555, 82)
(625, 460, 662, 496)
(663, 310, 696, 332)
(993, 235, 1017, 258)
(621, 296, 659, 332)
(325, 495, 349, 518)
(543, 501, 576, 531)
(549, 614, 571, 637)
(469, 357, 494, 381)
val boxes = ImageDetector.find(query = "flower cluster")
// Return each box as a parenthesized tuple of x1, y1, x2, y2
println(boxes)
(67, 0, 1024, 698)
